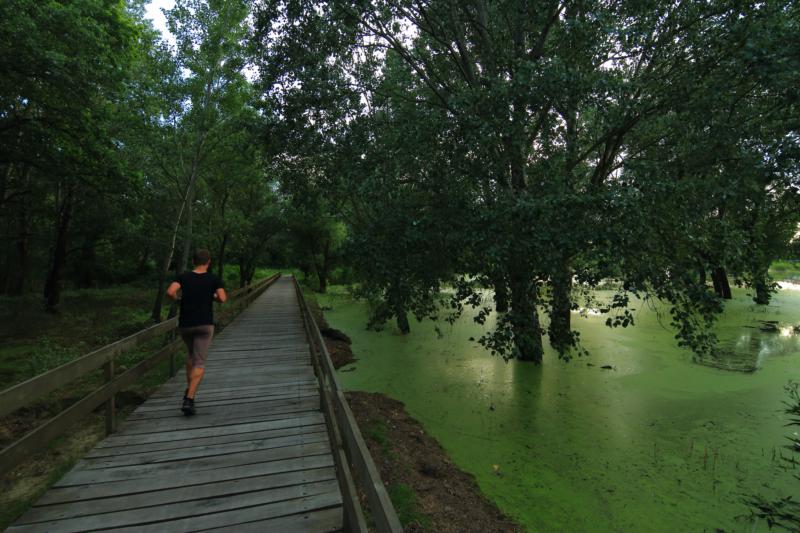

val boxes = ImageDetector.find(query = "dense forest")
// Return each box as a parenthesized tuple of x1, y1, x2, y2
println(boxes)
(2, 0, 799, 359)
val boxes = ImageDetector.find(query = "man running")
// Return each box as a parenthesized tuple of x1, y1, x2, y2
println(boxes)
(166, 249, 227, 416)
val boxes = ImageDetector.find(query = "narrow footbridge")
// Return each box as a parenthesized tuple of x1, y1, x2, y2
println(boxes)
(2, 276, 401, 532)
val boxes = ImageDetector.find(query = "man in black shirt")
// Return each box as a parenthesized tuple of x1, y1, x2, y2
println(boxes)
(167, 249, 227, 416)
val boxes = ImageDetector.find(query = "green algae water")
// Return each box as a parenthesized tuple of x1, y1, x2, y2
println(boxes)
(318, 286, 800, 532)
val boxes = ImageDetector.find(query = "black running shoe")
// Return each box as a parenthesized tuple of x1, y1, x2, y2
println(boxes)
(181, 397, 195, 416)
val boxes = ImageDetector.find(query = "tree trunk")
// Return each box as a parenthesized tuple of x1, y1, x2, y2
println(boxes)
(509, 270, 544, 363)
(492, 274, 509, 313)
(238, 257, 247, 288)
(216, 232, 228, 281)
(711, 267, 732, 299)
(150, 181, 193, 322)
(7, 166, 31, 295)
(167, 183, 195, 321)
(548, 260, 573, 353)
(151, 250, 171, 322)
(246, 263, 255, 285)
(395, 305, 410, 334)
(316, 255, 329, 293)
(317, 270, 328, 293)
(177, 180, 195, 275)
(753, 267, 771, 305)
(44, 183, 75, 312)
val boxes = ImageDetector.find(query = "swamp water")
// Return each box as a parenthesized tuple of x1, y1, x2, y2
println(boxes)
(318, 287, 800, 532)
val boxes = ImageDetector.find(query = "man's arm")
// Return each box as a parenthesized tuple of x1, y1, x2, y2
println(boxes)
(214, 288, 227, 303)
(166, 281, 181, 301)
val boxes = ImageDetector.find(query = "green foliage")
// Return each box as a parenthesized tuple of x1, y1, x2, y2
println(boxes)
(254, 0, 800, 362)
(770, 260, 800, 281)
(387, 483, 429, 529)
(26, 337, 83, 377)
(363, 420, 392, 456)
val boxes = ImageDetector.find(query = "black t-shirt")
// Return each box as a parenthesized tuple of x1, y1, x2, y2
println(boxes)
(175, 271, 224, 327)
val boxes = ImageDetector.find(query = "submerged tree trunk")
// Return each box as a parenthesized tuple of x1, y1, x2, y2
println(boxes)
(752, 267, 771, 305)
(44, 183, 75, 312)
(548, 260, 573, 353)
(509, 270, 544, 363)
(711, 267, 732, 299)
(395, 305, 410, 334)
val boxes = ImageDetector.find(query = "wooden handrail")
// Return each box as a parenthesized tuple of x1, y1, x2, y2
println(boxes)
(0, 340, 182, 477)
(0, 273, 281, 477)
(0, 273, 279, 419)
(0, 318, 178, 418)
(293, 277, 403, 533)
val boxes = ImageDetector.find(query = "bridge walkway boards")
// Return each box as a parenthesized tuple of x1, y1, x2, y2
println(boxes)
(9, 276, 343, 532)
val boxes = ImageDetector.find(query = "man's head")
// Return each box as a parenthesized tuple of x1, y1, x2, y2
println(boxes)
(192, 248, 211, 266)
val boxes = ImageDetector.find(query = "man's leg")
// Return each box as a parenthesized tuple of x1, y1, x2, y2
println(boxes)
(180, 328, 200, 416)
(185, 357, 193, 387)
(180, 328, 194, 397)
(187, 366, 205, 399)
(186, 325, 213, 400)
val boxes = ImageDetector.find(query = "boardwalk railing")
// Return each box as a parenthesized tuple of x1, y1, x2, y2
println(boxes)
(0, 273, 281, 477)
(293, 278, 403, 533)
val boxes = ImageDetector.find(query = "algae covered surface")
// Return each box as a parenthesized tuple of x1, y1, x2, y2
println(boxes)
(318, 286, 800, 532)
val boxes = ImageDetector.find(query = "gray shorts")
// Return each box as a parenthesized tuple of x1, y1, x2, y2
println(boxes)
(179, 325, 214, 368)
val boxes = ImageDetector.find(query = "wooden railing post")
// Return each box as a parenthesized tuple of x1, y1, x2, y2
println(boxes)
(103, 358, 116, 435)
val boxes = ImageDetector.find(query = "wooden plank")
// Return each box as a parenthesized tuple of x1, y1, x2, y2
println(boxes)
(136, 386, 319, 409)
(124, 396, 320, 423)
(56, 441, 333, 487)
(17, 467, 337, 524)
(80, 431, 330, 470)
(109, 406, 322, 436)
(147, 378, 318, 398)
(203, 506, 343, 533)
(109, 490, 343, 533)
(85, 423, 327, 458)
(132, 390, 319, 413)
(94, 412, 325, 448)
(40, 454, 335, 504)
(8, 481, 340, 533)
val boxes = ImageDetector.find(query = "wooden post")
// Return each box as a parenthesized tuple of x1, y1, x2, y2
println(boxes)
(103, 358, 116, 435)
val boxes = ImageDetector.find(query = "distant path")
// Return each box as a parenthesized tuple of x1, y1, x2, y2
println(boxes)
(9, 277, 343, 532)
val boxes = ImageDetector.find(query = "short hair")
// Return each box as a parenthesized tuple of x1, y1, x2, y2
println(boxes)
(192, 248, 211, 266)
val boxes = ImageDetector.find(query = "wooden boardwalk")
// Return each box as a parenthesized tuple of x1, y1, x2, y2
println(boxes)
(9, 277, 343, 532)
